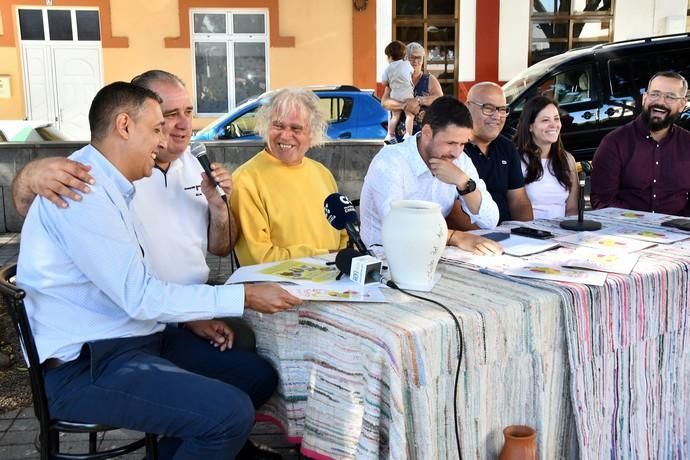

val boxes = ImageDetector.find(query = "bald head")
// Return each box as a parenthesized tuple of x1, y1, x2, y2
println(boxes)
(466, 82, 508, 144)
(467, 82, 503, 101)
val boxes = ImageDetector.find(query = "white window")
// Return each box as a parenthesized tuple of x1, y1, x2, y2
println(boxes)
(530, 0, 614, 65)
(191, 10, 269, 115)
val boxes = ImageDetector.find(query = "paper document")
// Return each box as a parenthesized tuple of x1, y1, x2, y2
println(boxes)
(504, 264, 608, 286)
(467, 229, 560, 256)
(586, 207, 671, 224)
(227, 258, 340, 285)
(283, 285, 387, 302)
(562, 247, 641, 275)
(555, 232, 654, 253)
(226, 257, 390, 303)
(499, 234, 560, 256)
(601, 226, 690, 244)
(441, 246, 525, 271)
(257, 260, 338, 283)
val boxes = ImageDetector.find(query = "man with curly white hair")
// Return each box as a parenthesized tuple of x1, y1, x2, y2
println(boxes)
(231, 88, 348, 265)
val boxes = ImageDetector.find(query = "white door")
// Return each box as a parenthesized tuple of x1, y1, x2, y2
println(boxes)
(18, 7, 103, 140)
(22, 45, 55, 123)
(52, 47, 101, 140)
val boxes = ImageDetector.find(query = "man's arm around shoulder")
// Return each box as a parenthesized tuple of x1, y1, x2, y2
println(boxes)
(12, 157, 94, 216)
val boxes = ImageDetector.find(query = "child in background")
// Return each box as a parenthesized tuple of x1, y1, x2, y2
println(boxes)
(382, 40, 415, 143)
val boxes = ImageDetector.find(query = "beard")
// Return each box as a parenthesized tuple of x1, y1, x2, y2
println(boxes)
(641, 104, 679, 132)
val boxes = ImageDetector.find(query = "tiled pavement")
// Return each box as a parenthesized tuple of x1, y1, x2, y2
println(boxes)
(0, 233, 301, 459)
(0, 408, 299, 459)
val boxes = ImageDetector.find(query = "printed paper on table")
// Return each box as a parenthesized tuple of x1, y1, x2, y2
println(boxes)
(562, 247, 641, 275)
(282, 285, 388, 302)
(555, 232, 654, 253)
(504, 264, 608, 286)
(601, 226, 690, 244)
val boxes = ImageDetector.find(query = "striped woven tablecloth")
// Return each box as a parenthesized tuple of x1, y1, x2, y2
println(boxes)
(246, 264, 577, 459)
(554, 240, 690, 459)
(245, 216, 690, 459)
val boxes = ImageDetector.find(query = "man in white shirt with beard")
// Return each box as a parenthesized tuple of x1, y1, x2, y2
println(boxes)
(360, 96, 503, 255)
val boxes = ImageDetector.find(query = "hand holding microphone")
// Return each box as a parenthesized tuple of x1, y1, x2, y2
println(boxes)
(190, 142, 228, 200)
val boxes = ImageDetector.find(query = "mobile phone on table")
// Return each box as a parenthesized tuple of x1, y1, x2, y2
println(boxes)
(510, 226, 554, 240)
(661, 218, 690, 231)
(482, 232, 510, 242)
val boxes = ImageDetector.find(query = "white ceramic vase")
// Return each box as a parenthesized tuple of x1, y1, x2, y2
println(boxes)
(381, 200, 448, 290)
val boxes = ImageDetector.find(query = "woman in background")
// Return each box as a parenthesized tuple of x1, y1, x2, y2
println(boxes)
(380, 42, 443, 141)
(514, 95, 579, 218)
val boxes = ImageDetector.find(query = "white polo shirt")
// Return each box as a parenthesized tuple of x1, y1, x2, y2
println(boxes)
(131, 147, 210, 284)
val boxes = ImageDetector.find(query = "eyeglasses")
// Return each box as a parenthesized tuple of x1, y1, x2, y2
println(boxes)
(645, 91, 685, 103)
(468, 100, 510, 116)
(408, 55, 424, 62)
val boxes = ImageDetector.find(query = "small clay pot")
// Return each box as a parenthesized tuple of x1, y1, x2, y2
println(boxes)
(498, 425, 537, 460)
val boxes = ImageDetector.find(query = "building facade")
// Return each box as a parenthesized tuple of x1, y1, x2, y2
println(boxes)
(0, 0, 687, 138)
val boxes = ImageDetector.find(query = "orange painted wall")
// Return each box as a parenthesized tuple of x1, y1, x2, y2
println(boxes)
(0, 47, 23, 120)
(269, 0, 352, 89)
(352, 0, 376, 90)
(0, 0, 354, 130)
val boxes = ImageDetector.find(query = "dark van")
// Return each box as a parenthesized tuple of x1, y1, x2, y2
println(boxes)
(501, 33, 690, 162)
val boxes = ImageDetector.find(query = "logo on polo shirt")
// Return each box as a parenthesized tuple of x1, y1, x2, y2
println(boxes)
(501, 160, 507, 165)
(184, 184, 203, 197)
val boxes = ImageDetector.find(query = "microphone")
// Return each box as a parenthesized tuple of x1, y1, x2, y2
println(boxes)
(335, 247, 385, 285)
(190, 142, 226, 199)
(559, 172, 602, 231)
(323, 193, 369, 255)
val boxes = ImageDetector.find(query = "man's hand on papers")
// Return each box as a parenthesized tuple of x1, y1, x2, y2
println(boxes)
(244, 283, 304, 313)
(453, 232, 503, 256)
(183, 319, 234, 351)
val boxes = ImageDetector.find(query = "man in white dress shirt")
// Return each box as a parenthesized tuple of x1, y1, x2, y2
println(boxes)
(16, 81, 301, 459)
(360, 96, 503, 255)
(10, 70, 258, 352)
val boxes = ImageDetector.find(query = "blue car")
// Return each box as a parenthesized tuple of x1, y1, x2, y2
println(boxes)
(192, 85, 388, 141)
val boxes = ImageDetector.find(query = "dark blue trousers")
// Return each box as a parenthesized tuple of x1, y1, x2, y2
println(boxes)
(43, 325, 278, 460)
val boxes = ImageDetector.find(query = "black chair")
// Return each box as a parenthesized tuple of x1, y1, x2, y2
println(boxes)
(0, 263, 158, 460)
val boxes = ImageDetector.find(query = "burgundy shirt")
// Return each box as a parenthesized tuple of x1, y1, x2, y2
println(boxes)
(591, 116, 690, 216)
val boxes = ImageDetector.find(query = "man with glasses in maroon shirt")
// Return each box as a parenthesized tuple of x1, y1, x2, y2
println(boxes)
(591, 71, 690, 216)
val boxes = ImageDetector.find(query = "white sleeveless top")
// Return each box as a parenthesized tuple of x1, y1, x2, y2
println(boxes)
(521, 157, 569, 219)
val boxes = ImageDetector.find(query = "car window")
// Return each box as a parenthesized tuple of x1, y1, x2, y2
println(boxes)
(609, 49, 690, 101)
(534, 67, 593, 106)
(220, 108, 258, 139)
(609, 58, 651, 100)
(317, 97, 353, 123)
(503, 53, 573, 105)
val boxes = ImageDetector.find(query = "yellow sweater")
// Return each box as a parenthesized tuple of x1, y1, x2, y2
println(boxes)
(231, 150, 348, 265)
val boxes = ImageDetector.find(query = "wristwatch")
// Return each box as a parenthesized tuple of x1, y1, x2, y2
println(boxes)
(457, 178, 476, 196)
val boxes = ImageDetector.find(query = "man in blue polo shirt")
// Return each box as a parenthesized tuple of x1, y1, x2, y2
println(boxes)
(463, 82, 533, 224)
